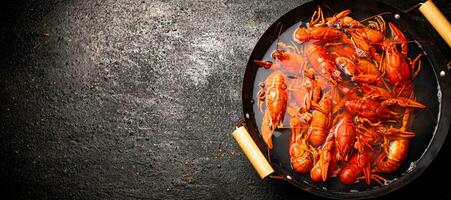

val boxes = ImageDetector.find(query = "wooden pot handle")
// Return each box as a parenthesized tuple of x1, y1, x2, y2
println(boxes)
(232, 126, 274, 179)
(419, 0, 451, 47)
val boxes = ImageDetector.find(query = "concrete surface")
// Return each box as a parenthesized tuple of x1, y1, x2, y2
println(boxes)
(0, 0, 450, 199)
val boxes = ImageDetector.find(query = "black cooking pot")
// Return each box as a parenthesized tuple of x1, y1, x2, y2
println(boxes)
(232, 0, 451, 199)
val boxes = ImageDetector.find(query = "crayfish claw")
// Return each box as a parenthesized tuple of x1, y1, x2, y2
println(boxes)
(321, 159, 330, 181)
(388, 22, 407, 57)
(254, 60, 274, 69)
(381, 97, 426, 109)
(355, 116, 381, 127)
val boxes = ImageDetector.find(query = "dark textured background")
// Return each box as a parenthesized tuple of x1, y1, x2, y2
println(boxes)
(0, 0, 450, 199)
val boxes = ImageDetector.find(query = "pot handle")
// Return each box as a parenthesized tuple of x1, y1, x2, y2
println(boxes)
(419, 0, 451, 47)
(232, 126, 274, 179)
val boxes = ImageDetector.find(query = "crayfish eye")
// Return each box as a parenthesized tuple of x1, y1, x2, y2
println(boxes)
(333, 70, 342, 78)
(281, 84, 287, 90)
(298, 22, 304, 28)
(272, 50, 284, 60)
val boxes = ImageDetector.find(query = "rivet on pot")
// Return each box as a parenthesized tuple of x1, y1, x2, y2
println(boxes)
(440, 70, 446, 77)
(394, 14, 400, 19)
(286, 175, 292, 180)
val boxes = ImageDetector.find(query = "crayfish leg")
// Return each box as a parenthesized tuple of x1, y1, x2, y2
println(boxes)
(354, 116, 381, 127)
(371, 174, 387, 185)
(363, 163, 372, 185)
(310, 6, 325, 26)
(410, 53, 424, 80)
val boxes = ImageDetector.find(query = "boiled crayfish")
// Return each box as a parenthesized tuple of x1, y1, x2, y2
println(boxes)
(254, 6, 427, 186)
(258, 71, 288, 149)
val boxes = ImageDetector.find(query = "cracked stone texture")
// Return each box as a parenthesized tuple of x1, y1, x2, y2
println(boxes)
(0, 0, 450, 199)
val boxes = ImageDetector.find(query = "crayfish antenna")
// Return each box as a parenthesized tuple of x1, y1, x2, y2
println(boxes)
(321, 4, 335, 15)
(275, 22, 283, 51)
(359, 12, 392, 23)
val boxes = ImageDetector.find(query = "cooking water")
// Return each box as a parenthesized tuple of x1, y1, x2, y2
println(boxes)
(251, 18, 440, 192)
